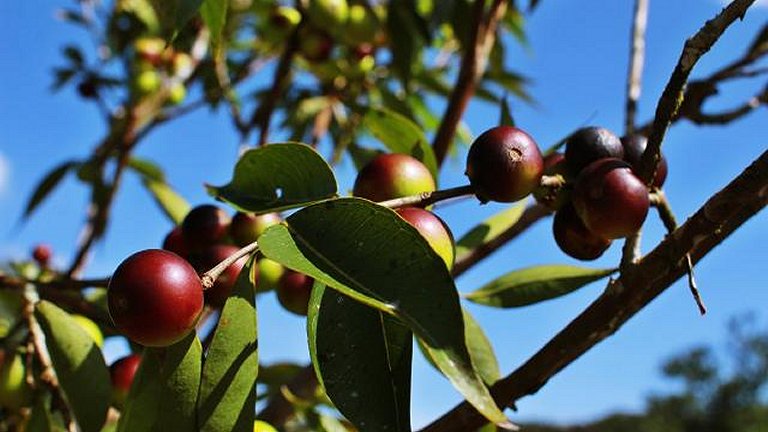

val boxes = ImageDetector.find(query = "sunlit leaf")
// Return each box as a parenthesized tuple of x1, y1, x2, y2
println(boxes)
(23, 161, 79, 219)
(141, 179, 190, 225)
(455, 200, 528, 262)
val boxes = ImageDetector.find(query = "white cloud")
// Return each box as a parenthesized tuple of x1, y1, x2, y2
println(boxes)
(0, 152, 9, 196)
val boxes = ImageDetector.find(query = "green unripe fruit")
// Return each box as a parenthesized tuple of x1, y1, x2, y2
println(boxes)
(133, 37, 166, 66)
(168, 82, 187, 105)
(171, 52, 193, 79)
(263, 6, 302, 44)
(254, 420, 278, 432)
(353, 153, 436, 203)
(134, 70, 161, 95)
(72, 314, 104, 347)
(0, 352, 33, 410)
(256, 258, 284, 293)
(345, 5, 377, 43)
(307, 0, 349, 30)
(396, 207, 455, 270)
(230, 212, 281, 247)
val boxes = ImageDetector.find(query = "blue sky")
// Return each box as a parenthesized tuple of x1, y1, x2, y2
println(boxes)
(1, 0, 767, 428)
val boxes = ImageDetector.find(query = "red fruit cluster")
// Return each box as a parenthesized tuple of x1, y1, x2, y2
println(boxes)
(542, 127, 663, 261)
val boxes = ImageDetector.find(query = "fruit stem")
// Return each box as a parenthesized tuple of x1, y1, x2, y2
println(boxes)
(378, 184, 477, 209)
(200, 241, 260, 290)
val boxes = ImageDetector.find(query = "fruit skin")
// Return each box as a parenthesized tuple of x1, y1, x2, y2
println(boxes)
(299, 28, 334, 62)
(181, 204, 231, 251)
(72, 314, 104, 347)
(254, 420, 278, 432)
(191, 245, 251, 307)
(621, 134, 668, 187)
(230, 212, 281, 247)
(345, 4, 377, 44)
(133, 70, 161, 95)
(110, 354, 142, 408)
(564, 126, 624, 175)
(256, 258, 284, 293)
(276, 270, 314, 316)
(108, 249, 203, 347)
(307, 0, 349, 30)
(353, 153, 436, 203)
(552, 204, 612, 261)
(533, 152, 570, 210)
(396, 207, 455, 270)
(162, 226, 190, 258)
(572, 158, 650, 240)
(465, 126, 544, 203)
(168, 82, 187, 105)
(0, 352, 33, 410)
(32, 243, 52, 267)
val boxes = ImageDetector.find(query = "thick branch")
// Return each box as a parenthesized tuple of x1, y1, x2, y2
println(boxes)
(421, 149, 768, 432)
(639, 0, 758, 184)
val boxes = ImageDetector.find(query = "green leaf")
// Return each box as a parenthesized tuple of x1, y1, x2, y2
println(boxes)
(23, 161, 79, 219)
(207, 143, 338, 214)
(308, 284, 412, 432)
(35, 301, 110, 432)
(362, 107, 438, 179)
(200, 0, 228, 51)
(387, 0, 424, 88)
(259, 198, 510, 427)
(455, 201, 528, 262)
(499, 95, 515, 128)
(141, 179, 190, 225)
(117, 332, 202, 432)
(149, 0, 202, 38)
(417, 307, 500, 386)
(198, 258, 258, 432)
(0, 291, 23, 338)
(127, 157, 165, 182)
(465, 265, 617, 308)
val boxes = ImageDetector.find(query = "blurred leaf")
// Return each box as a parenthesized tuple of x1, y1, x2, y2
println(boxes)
(62, 45, 84, 67)
(362, 107, 438, 179)
(118, 0, 160, 33)
(23, 161, 79, 219)
(200, 0, 228, 51)
(465, 265, 617, 308)
(0, 291, 23, 338)
(485, 70, 533, 103)
(35, 301, 110, 432)
(387, 0, 425, 88)
(529, 0, 543, 12)
(257, 362, 303, 388)
(455, 200, 528, 262)
(259, 198, 510, 426)
(308, 284, 412, 432)
(499, 95, 515, 127)
(51, 68, 77, 91)
(418, 307, 500, 386)
(141, 178, 190, 225)
(57, 8, 87, 26)
(503, 7, 528, 46)
(198, 258, 258, 432)
(149, 0, 203, 38)
(117, 332, 202, 432)
(128, 157, 165, 182)
(207, 143, 338, 214)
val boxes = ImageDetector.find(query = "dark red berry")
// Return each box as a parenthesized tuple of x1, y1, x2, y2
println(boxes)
(620, 134, 668, 187)
(552, 204, 612, 260)
(181, 205, 231, 250)
(395, 207, 455, 270)
(191, 245, 251, 307)
(572, 158, 650, 240)
(466, 126, 544, 203)
(276, 270, 314, 316)
(110, 354, 141, 408)
(162, 227, 190, 258)
(108, 249, 203, 347)
(564, 127, 624, 175)
(32, 244, 52, 267)
(353, 153, 436, 203)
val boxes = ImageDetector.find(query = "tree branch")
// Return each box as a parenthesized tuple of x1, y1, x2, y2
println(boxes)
(624, 0, 649, 135)
(420, 149, 768, 432)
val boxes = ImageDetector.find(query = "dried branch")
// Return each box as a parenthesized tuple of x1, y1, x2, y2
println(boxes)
(432, 0, 508, 167)
(639, 0, 759, 184)
(624, 0, 649, 135)
(378, 185, 476, 209)
(421, 148, 768, 432)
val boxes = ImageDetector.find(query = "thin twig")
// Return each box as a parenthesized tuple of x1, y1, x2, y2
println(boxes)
(200, 241, 260, 289)
(420, 149, 768, 432)
(378, 185, 476, 209)
(625, 0, 649, 135)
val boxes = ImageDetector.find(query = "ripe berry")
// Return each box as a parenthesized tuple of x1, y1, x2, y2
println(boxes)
(396, 207, 455, 270)
(181, 204, 231, 250)
(32, 243, 52, 267)
(108, 249, 203, 347)
(552, 204, 612, 261)
(191, 245, 251, 307)
(621, 134, 668, 187)
(162, 226, 190, 258)
(277, 270, 314, 316)
(465, 126, 544, 203)
(572, 158, 650, 240)
(564, 127, 624, 175)
(230, 212, 281, 247)
(353, 153, 436, 203)
(110, 354, 142, 408)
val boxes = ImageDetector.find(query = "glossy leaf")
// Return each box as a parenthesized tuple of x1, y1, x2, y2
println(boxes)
(35, 301, 110, 432)
(200, 0, 228, 50)
(198, 257, 258, 432)
(362, 107, 438, 179)
(207, 143, 338, 214)
(259, 198, 510, 426)
(23, 161, 78, 219)
(117, 333, 202, 432)
(308, 284, 412, 432)
(455, 200, 528, 262)
(465, 265, 617, 308)
(142, 178, 191, 225)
